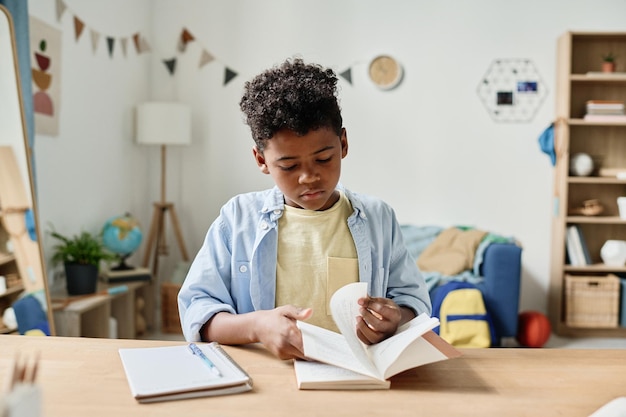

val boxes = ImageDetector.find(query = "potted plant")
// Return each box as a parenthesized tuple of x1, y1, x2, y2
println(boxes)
(602, 52, 617, 73)
(50, 229, 116, 295)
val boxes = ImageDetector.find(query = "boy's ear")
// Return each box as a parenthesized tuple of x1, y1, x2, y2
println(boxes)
(253, 147, 270, 174)
(340, 128, 348, 159)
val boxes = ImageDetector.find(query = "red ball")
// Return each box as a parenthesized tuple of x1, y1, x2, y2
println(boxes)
(516, 311, 552, 348)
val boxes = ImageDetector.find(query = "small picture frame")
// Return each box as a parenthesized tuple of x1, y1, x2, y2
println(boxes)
(517, 81, 538, 93)
(497, 91, 514, 105)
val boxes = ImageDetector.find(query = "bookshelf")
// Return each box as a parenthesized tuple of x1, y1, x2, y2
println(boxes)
(0, 219, 22, 334)
(549, 32, 626, 337)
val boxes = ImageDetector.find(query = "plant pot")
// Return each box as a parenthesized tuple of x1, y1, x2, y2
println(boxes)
(602, 62, 616, 73)
(65, 263, 98, 295)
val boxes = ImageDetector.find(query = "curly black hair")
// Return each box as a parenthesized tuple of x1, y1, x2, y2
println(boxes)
(239, 58, 343, 152)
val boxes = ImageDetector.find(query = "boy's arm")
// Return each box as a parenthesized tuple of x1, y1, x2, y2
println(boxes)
(201, 306, 313, 360)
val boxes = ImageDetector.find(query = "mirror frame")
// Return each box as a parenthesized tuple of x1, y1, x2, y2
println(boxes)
(0, 4, 55, 335)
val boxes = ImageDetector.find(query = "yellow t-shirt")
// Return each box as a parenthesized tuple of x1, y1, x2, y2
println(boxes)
(275, 192, 358, 332)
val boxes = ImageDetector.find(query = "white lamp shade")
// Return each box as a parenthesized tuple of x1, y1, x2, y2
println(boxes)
(136, 102, 191, 146)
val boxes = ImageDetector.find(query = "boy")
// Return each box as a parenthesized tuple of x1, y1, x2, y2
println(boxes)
(178, 58, 431, 360)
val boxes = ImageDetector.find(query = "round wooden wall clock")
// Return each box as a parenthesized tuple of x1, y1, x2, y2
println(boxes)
(368, 55, 403, 90)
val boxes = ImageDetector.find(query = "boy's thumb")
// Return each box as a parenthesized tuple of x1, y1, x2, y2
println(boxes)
(293, 307, 313, 320)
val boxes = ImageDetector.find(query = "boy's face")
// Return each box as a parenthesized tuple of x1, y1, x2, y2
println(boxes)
(253, 127, 348, 211)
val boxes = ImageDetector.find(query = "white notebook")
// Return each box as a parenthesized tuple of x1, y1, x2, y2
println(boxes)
(119, 342, 252, 403)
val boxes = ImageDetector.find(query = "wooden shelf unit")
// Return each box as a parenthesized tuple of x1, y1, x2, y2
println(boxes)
(52, 280, 155, 339)
(549, 32, 626, 337)
(0, 219, 22, 334)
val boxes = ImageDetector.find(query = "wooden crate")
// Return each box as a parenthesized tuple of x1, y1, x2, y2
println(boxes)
(565, 274, 620, 328)
(160, 282, 182, 334)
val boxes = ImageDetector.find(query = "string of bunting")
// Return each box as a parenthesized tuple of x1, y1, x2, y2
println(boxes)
(168, 27, 353, 87)
(55, 0, 151, 58)
(53, 2, 354, 87)
(164, 26, 237, 86)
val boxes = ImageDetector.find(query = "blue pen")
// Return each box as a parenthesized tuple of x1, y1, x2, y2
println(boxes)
(188, 343, 222, 377)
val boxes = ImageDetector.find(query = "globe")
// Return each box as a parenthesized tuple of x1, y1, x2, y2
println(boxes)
(102, 214, 143, 270)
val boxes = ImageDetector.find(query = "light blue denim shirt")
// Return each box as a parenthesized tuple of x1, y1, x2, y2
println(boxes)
(178, 185, 431, 342)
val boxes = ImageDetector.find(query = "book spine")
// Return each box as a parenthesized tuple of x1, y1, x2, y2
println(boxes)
(575, 226, 591, 265)
(566, 226, 582, 266)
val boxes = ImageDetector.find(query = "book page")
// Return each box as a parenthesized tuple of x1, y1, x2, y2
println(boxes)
(298, 321, 379, 379)
(329, 282, 367, 340)
(328, 282, 378, 373)
(368, 314, 440, 375)
(294, 360, 389, 389)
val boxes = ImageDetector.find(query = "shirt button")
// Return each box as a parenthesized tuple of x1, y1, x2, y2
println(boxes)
(273, 209, 281, 215)
(359, 212, 367, 219)
(239, 265, 248, 273)
(260, 221, 269, 230)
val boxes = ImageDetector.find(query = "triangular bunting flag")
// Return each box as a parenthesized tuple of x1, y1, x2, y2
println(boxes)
(73, 16, 85, 41)
(55, 0, 67, 21)
(339, 68, 352, 85)
(133, 33, 141, 53)
(198, 49, 215, 68)
(178, 27, 195, 52)
(106, 37, 115, 58)
(224, 67, 238, 85)
(120, 38, 128, 57)
(181, 28, 195, 44)
(140, 37, 151, 53)
(163, 58, 177, 75)
(90, 29, 100, 53)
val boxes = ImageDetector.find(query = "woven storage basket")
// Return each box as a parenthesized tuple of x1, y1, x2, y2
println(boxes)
(5, 273, 21, 288)
(565, 274, 620, 328)
(160, 282, 182, 334)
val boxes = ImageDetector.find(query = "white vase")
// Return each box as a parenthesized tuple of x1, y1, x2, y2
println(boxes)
(600, 240, 626, 266)
(570, 153, 594, 177)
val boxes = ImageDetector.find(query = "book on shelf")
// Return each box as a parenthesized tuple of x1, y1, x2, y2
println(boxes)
(586, 99, 624, 107)
(585, 101, 624, 116)
(586, 108, 624, 116)
(575, 225, 592, 265)
(295, 282, 461, 390)
(566, 226, 581, 266)
(566, 225, 591, 266)
(599, 167, 626, 179)
(119, 342, 252, 403)
(583, 114, 626, 122)
(101, 267, 151, 283)
(587, 110, 625, 116)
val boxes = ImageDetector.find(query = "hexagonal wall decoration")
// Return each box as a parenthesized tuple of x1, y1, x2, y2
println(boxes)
(477, 58, 548, 123)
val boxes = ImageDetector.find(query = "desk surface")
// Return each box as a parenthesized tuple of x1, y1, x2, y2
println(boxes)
(1, 335, 624, 417)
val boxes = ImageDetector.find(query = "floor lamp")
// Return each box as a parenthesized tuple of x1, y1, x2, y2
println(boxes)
(136, 102, 191, 278)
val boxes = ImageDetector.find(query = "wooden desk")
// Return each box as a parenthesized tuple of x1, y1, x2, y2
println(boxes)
(1, 335, 624, 417)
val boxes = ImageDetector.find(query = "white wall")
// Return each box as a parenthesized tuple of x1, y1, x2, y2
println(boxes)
(29, 0, 153, 283)
(28, 0, 626, 314)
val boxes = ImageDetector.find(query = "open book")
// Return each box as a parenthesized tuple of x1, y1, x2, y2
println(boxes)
(295, 282, 461, 389)
(119, 342, 252, 403)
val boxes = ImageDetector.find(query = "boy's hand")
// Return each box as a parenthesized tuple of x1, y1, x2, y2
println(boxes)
(254, 305, 312, 360)
(356, 297, 408, 345)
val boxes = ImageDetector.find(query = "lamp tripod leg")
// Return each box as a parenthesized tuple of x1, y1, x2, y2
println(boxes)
(142, 204, 162, 272)
(167, 205, 189, 261)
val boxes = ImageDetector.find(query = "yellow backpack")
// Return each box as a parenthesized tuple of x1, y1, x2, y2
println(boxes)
(431, 281, 495, 348)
